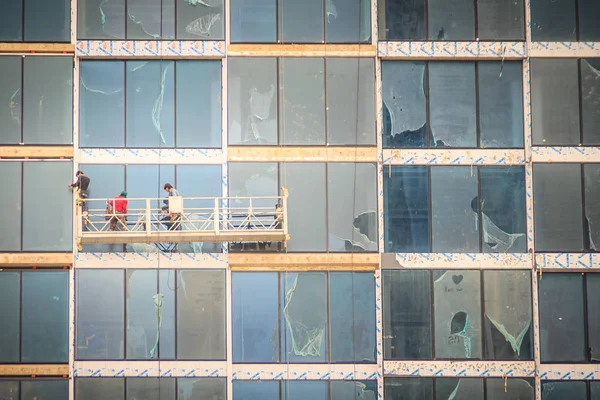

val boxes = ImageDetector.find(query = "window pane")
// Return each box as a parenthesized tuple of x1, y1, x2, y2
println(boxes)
(0, 273, 20, 362)
(127, 0, 175, 39)
(326, 58, 375, 145)
(281, 273, 328, 362)
(178, 378, 226, 400)
(533, 164, 583, 252)
(429, 62, 477, 147)
(177, 270, 225, 359)
(539, 274, 586, 362)
(486, 379, 534, 400)
(0, 57, 21, 144)
(542, 382, 587, 400)
(579, 0, 600, 41)
(23, 162, 73, 251)
(0, 162, 21, 251)
(280, 58, 325, 145)
(428, 0, 475, 40)
(127, 378, 176, 400)
(22, 272, 68, 363)
(22, 380, 68, 400)
(479, 166, 527, 253)
(126, 270, 157, 360)
(530, 0, 576, 41)
(477, 0, 524, 40)
(126, 61, 175, 147)
(430, 167, 478, 252)
(228, 58, 278, 145)
(384, 378, 433, 400)
(436, 378, 484, 399)
(331, 381, 377, 400)
(330, 273, 376, 362)
(379, 0, 426, 40)
(76, 270, 125, 360)
(232, 272, 279, 362)
(384, 166, 429, 252)
(531, 59, 579, 145)
(279, 0, 323, 42)
(383, 270, 432, 359)
(434, 270, 482, 359)
(582, 59, 600, 145)
(25, 0, 69, 42)
(176, 0, 224, 40)
(587, 274, 600, 361)
(78, 0, 126, 39)
(75, 378, 124, 400)
(230, 0, 276, 42)
(80, 61, 125, 148)
(326, 0, 371, 42)
(233, 381, 279, 400)
(283, 381, 328, 400)
(282, 163, 327, 251)
(478, 62, 524, 148)
(158, 271, 176, 359)
(584, 164, 600, 252)
(0, 2, 22, 41)
(176, 61, 221, 148)
(382, 62, 427, 148)
(328, 163, 378, 252)
(0, 382, 19, 399)
(592, 382, 600, 400)
(23, 57, 72, 145)
(483, 271, 532, 360)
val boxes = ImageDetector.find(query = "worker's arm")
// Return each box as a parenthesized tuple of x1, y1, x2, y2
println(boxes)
(69, 177, 80, 188)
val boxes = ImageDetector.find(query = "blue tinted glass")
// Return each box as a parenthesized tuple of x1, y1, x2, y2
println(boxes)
(582, 59, 600, 145)
(580, 0, 600, 41)
(480, 167, 527, 253)
(176, 61, 222, 148)
(126, 378, 176, 400)
(384, 166, 429, 252)
(75, 378, 124, 400)
(0, 162, 21, 251)
(232, 273, 279, 362)
(22, 272, 68, 362)
(326, 0, 371, 43)
(531, 0, 576, 41)
(231, 0, 276, 42)
(384, 378, 433, 400)
(331, 381, 377, 400)
(542, 382, 587, 400)
(282, 381, 328, 400)
(22, 380, 68, 400)
(176, 0, 224, 40)
(0, 1, 22, 41)
(281, 273, 328, 362)
(158, 271, 176, 359)
(380, 0, 426, 40)
(78, 0, 126, 39)
(279, 0, 324, 43)
(330, 273, 376, 362)
(0, 57, 21, 144)
(25, 0, 69, 42)
(177, 378, 226, 399)
(127, 0, 175, 39)
(80, 61, 125, 148)
(126, 61, 175, 147)
(233, 381, 279, 400)
(126, 270, 158, 360)
(0, 273, 20, 362)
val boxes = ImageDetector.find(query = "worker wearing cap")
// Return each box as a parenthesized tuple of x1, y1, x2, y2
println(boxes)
(108, 191, 128, 231)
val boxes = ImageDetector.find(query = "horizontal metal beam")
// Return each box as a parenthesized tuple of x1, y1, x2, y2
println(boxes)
(79, 231, 288, 245)
(0, 364, 69, 376)
(0, 253, 72, 267)
(228, 146, 378, 162)
(0, 146, 73, 159)
(0, 43, 75, 53)
(227, 44, 377, 57)
(229, 253, 379, 270)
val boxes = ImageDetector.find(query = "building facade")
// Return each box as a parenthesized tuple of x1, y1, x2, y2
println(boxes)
(0, 0, 599, 399)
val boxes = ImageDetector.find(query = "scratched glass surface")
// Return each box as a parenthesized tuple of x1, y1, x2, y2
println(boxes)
(436, 378, 484, 400)
(379, 0, 426, 40)
(530, 0, 576, 41)
(0, 382, 19, 399)
(582, 59, 600, 145)
(78, 0, 126, 39)
(0, 57, 21, 144)
(0, 163, 21, 251)
(330, 381, 377, 400)
(427, 0, 475, 40)
(477, 0, 524, 40)
(0, 273, 20, 362)
(176, 0, 224, 40)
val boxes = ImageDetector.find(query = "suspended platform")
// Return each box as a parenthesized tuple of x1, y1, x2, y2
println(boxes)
(76, 194, 289, 248)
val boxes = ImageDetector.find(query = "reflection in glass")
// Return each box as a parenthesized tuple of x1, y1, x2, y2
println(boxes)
(436, 378, 484, 399)
(477, 0, 524, 40)
(326, 0, 371, 43)
(330, 273, 376, 362)
(0, 163, 21, 251)
(328, 163, 378, 252)
(176, 61, 222, 148)
(539, 274, 586, 362)
(542, 382, 587, 400)
(587, 274, 600, 361)
(177, 0, 224, 40)
(384, 166, 429, 252)
(23, 57, 72, 145)
(78, 0, 126, 39)
(177, 270, 225, 360)
(279, 0, 324, 42)
(233, 381, 279, 400)
(76, 270, 125, 360)
(379, 0, 426, 40)
(280, 58, 325, 145)
(228, 58, 278, 145)
(0, 2, 22, 41)
(429, 62, 477, 147)
(0, 57, 21, 144)
(127, 0, 175, 39)
(281, 273, 328, 362)
(75, 378, 124, 400)
(383, 270, 432, 359)
(0, 382, 19, 399)
(22, 380, 68, 400)
(486, 378, 534, 400)
(430, 167, 478, 252)
(22, 272, 68, 363)
(428, 0, 475, 40)
(531, 59, 580, 145)
(178, 378, 226, 400)
(230, 0, 276, 42)
(0, 273, 20, 362)
(326, 58, 376, 145)
(533, 164, 583, 252)
(584, 164, 600, 252)
(330, 381, 377, 400)
(582, 59, 600, 144)
(484, 271, 532, 360)
(479, 166, 526, 253)
(283, 381, 328, 400)
(384, 378, 433, 400)
(126, 270, 159, 360)
(530, 0, 576, 41)
(25, 0, 69, 42)
(127, 378, 176, 400)
(232, 272, 279, 362)
(80, 61, 125, 148)
(579, 0, 600, 41)
(478, 62, 524, 148)
(158, 270, 176, 359)
(592, 382, 600, 399)
(382, 62, 427, 148)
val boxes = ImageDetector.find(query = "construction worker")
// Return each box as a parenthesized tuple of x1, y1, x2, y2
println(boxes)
(68, 170, 90, 211)
(162, 183, 181, 230)
(108, 191, 128, 231)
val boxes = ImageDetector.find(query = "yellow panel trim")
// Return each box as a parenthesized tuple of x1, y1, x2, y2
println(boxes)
(227, 44, 376, 57)
(0, 146, 74, 159)
(0, 365, 69, 376)
(0, 253, 73, 267)
(0, 43, 75, 53)
(228, 146, 378, 162)
(229, 253, 378, 271)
